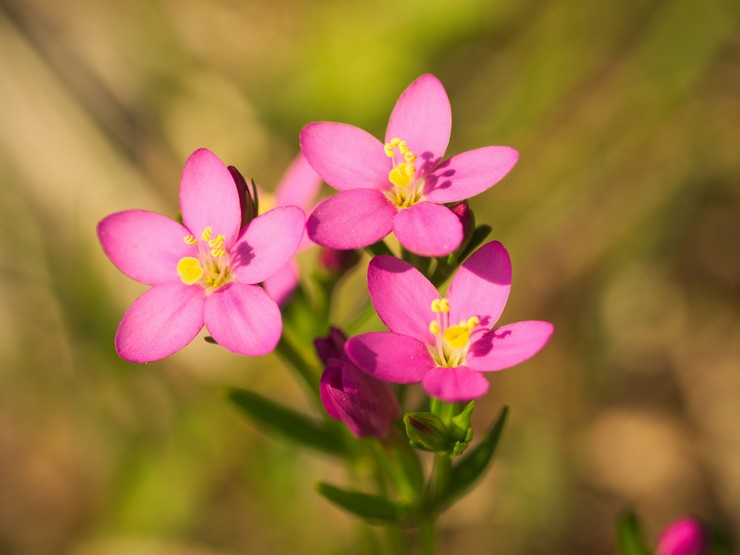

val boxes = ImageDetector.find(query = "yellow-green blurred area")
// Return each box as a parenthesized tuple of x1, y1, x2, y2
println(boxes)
(1, 0, 738, 553)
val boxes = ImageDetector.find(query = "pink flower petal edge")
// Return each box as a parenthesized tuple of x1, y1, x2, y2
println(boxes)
(115, 283, 205, 362)
(421, 366, 490, 403)
(179, 148, 242, 247)
(385, 74, 451, 169)
(301, 122, 390, 192)
(392, 201, 463, 257)
(98, 210, 192, 285)
(204, 281, 282, 356)
(467, 321, 554, 372)
(307, 189, 396, 249)
(346, 332, 434, 384)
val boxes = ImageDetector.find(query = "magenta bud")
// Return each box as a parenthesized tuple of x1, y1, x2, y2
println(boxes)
(314, 326, 348, 366)
(318, 248, 361, 277)
(228, 165, 257, 228)
(657, 518, 708, 555)
(319, 360, 400, 439)
(450, 201, 473, 236)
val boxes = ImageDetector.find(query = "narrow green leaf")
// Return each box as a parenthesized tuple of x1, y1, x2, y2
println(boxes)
(437, 405, 508, 509)
(616, 509, 651, 555)
(316, 482, 408, 525)
(225, 388, 345, 456)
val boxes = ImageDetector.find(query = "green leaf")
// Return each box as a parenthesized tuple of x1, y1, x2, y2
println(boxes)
(457, 224, 492, 262)
(616, 509, 651, 555)
(316, 482, 409, 524)
(437, 405, 508, 509)
(225, 388, 345, 457)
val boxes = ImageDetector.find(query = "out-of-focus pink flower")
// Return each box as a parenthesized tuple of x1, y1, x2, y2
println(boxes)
(260, 154, 322, 306)
(98, 148, 305, 362)
(657, 518, 708, 555)
(301, 74, 518, 257)
(345, 242, 553, 402)
(316, 328, 400, 439)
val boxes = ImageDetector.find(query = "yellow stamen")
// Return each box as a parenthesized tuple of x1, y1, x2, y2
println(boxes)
(439, 298, 450, 313)
(466, 316, 480, 329)
(389, 164, 415, 188)
(443, 325, 470, 350)
(384, 143, 396, 157)
(429, 321, 441, 335)
(210, 247, 226, 257)
(177, 257, 204, 285)
(183, 234, 198, 245)
(390, 138, 401, 147)
(200, 226, 213, 241)
(404, 151, 416, 163)
(208, 234, 225, 249)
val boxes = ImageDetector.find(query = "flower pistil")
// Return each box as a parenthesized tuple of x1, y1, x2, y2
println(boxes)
(428, 298, 482, 367)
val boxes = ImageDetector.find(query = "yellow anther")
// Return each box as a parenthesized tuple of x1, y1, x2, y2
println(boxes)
(403, 163, 416, 177)
(466, 316, 480, 329)
(389, 166, 412, 188)
(208, 233, 225, 249)
(390, 138, 401, 147)
(210, 247, 226, 258)
(398, 141, 410, 154)
(177, 257, 204, 285)
(183, 234, 198, 245)
(404, 151, 416, 163)
(431, 299, 442, 313)
(439, 298, 450, 313)
(443, 325, 470, 350)
(384, 142, 396, 157)
(429, 321, 441, 335)
(200, 226, 213, 241)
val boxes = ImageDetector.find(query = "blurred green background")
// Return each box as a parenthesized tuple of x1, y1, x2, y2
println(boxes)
(1, 0, 738, 553)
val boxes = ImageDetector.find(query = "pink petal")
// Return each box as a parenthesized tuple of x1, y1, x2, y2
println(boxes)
(275, 153, 323, 212)
(204, 282, 282, 356)
(231, 206, 306, 285)
(447, 241, 511, 328)
(467, 321, 554, 372)
(393, 202, 464, 257)
(367, 256, 440, 342)
(98, 210, 192, 285)
(421, 366, 489, 402)
(385, 74, 451, 172)
(179, 148, 242, 248)
(300, 122, 390, 191)
(262, 260, 300, 307)
(346, 332, 434, 384)
(424, 146, 519, 203)
(307, 189, 396, 249)
(115, 283, 205, 362)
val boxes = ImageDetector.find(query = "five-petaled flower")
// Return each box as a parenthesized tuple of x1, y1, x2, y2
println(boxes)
(345, 241, 553, 402)
(97, 148, 306, 362)
(301, 74, 519, 257)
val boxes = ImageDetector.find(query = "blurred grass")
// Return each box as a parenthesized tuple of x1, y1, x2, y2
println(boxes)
(0, 0, 738, 553)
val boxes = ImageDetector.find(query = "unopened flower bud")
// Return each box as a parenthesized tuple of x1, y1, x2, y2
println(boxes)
(318, 248, 361, 278)
(450, 201, 474, 240)
(657, 518, 708, 555)
(404, 412, 451, 452)
(228, 165, 257, 228)
(314, 326, 348, 366)
(320, 360, 400, 439)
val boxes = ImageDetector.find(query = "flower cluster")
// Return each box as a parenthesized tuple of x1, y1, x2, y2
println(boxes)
(97, 73, 554, 542)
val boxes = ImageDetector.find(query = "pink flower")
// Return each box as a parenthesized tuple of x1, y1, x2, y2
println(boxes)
(301, 74, 519, 257)
(345, 242, 553, 402)
(258, 154, 322, 306)
(657, 518, 708, 555)
(316, 328, 400, 439)
(97, 148, 306, 362)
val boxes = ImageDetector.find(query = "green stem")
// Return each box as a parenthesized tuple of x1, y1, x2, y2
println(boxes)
(419, 515, 436, 555)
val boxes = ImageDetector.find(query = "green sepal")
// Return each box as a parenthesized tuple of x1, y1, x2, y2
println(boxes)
(436, 405, 508, 509)
(615, 509, 652, 555)
(316, 482, 409, 525)
(225, 388, 345, 457)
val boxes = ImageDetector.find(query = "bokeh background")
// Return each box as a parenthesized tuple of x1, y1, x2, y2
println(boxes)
(1, 0, 738, 553)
